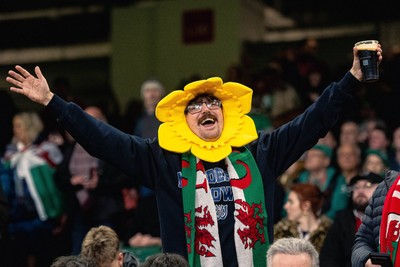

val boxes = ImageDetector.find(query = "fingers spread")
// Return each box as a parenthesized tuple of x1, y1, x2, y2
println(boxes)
(7, 70, 25, 82)
(34, 66, 44, 80)
(15, 65, 32, 78)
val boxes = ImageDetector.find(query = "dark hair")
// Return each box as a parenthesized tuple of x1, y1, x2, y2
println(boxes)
(289, 183, 324, 217)
(50, 255, 96, 267)
(184, 93, 221, 114)
(141, 253, 189, 267)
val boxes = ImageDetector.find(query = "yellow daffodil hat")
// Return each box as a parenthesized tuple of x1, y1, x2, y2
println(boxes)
(155, 77, 258, 162)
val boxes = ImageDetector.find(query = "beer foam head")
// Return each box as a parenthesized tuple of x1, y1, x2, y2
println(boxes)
(355, 40, 379, 50)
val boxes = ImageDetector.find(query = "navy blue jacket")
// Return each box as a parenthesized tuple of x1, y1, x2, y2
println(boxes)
(47, 72, 358, 260)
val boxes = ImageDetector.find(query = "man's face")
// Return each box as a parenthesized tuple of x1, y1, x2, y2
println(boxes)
(352, 180, 378, 211)
(303, 149, 330, 172)
(337, 145, 360, 172)
(270, 253, 313, 267)
(142, 85, 163, 109)
(368, 129, 389, 151)
(185, 95, 224, 141)
(340, 122, 359, 145)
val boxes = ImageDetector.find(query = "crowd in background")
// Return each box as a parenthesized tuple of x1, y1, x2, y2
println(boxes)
(0, 38, 399, 266)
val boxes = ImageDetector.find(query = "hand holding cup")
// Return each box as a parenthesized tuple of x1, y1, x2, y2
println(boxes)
(354, 40, 380, 82)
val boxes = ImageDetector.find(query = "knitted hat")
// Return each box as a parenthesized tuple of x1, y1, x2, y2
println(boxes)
(312, 144, 333, 159)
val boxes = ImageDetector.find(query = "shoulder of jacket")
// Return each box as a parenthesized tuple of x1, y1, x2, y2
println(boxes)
(384, 170, 400, 187)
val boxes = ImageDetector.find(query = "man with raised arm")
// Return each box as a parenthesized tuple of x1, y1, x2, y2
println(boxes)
(6, 43, 382, 267)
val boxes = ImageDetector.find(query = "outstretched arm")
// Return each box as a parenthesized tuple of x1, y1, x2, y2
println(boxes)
(6, 65, 54, 106)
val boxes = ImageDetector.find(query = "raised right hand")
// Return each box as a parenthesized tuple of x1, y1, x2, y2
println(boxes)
(6, 65, 54, 106)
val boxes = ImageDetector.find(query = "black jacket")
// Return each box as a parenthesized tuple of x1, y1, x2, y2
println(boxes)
(320, 208, 356, 267)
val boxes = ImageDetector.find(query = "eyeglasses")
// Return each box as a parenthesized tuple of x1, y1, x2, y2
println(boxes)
(185, 99, 222, 114)
(348, 182, 374, 192)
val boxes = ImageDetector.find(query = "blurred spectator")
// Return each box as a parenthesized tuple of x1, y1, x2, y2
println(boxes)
(351, 170, 400, 266)
(319, 172, 382, 267)
(81, 225, 139, 267)
(133, 79, 165, 138)
(2, 112, 64, 267)
(267, 237, 319, 267)
(362, 149, 389, 176)
(0, 90, 18, 156)
(357, 117, 387, 147)
(299, 64, 330, 108)
(140, 253, 189, 267)
(0, 160, 10, 267)
(50, 255, 96, 267)
(339, 120, 360, 146)
(267, 63, 303, 127)
(295, 144, 348, 219)
(388, 126, 400, 171)
(123, 79, 164, 250)
(276, 159, 305, 223)
(55, 106, 131, 255)
(367, 125, 391, 155)
(335, 143, 362, 184)
(274, 183, 331, 253)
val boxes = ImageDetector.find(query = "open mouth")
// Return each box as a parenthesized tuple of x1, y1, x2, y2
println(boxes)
(199, 114, 217, 126)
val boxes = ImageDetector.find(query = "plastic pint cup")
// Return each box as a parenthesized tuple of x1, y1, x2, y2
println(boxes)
(355, 40, 379, 82)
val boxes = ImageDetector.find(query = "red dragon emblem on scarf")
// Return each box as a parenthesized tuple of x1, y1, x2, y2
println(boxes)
(386, 219, 400, 258)
(235, 199, 266, 249)
(195, 205, 216, 257)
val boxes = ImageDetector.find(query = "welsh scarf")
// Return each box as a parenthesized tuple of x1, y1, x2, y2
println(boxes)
(380, 173, 400, 265)
(182, 147, 269, 267)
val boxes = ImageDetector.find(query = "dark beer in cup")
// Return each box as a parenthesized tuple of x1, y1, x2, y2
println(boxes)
(355, 40, 379, 82)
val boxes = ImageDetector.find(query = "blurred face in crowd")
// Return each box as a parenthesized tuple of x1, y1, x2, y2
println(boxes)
(12, 116, 28, 145)
(363, 154, 385, 174)
(340, 121, 359, 145)
(393, 127, 400, 151)
(303, 149, 330, 172)
(284, 191, 304, 222)
(141, 82, 164, 110)
(270, 253, 313, 267)
(368, 129, 389, 151)
(351, 180, 378, 211)
(337, 144, 361, 172)
(185, 95, 224, 141)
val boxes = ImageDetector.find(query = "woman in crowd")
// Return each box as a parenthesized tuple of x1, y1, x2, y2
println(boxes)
(1, 112, 64, 267)
(362, 148, 389, 176)
(274, 183, 332, 252)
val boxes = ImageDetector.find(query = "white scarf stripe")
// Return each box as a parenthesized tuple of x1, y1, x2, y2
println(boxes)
(195, 159, 223, 267)
(226, 157, 254, 267)
(194, 157, 255, 266)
